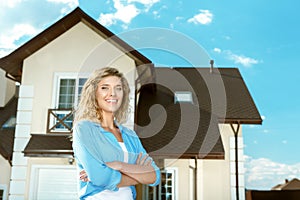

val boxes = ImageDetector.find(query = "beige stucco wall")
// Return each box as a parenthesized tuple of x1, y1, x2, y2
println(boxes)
(0, 69, 16, 107)
(21, 22, 136, 134)
(164, 159, 191, 200)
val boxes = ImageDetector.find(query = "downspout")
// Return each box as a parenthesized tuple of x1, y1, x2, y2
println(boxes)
(194, 156, 198, 200)
(230, 122, 240, 200)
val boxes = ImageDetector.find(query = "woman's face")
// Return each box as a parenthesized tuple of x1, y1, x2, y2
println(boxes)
(96, 75, 124, 114)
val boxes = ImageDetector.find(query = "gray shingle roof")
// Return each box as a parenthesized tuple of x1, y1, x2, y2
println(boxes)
(135, 67, 262, 159)
(23, 134, 73, 157)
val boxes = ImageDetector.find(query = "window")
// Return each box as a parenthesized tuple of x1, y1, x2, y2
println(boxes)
(55, 76, 88, 110)
(0, 185, 7, 200)
(58, 79, 76, 109)
(161, 169, 176, 200)
(174, 91, 193, 103)
(143, 168, 177, 200)
(48, 75, 87, 133)
(0, 189, 3, 200)
(2, 116, 16, 129)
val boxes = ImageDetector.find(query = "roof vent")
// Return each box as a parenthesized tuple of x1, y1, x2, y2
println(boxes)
(174, 91, 193, 103)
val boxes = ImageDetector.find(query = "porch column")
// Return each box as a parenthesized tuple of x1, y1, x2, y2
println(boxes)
(9, 85, 34, 200)
(229, 124, 245, 200)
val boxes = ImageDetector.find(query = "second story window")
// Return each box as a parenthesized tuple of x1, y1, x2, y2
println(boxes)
(58, 79, 76, 109)
(47, 74, 87, 133)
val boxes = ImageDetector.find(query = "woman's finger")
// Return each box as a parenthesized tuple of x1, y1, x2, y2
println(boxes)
(145, 157, 152, 166)
(79, 170, 86, 175)
(140, 154, 149, 165)
(136, 152, 142, 164)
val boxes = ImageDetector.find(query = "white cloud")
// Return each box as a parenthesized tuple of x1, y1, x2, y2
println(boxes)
(153, 11, 161, 19)
(175, 16, 183, 21)
(244, 155, 300, 190)
(128, 0, 159, 4)
(213, 47, 221, 53)
(229, 54, 259, 67)
(224, 50, 259, 67)
(0, 0, 24, 8)
(0, 24, 39, 56)
(99, 13, 116, 27)
(47, 0, 78, 7)
(128, 0, 159, 11)
(187, 10, 213, 25)
(115, 4, 140, 23)
(98, 0, 159, 26)
(0, 0, 78, 57)
(47, 0, 78, 14)
(99, 3, 140, 26)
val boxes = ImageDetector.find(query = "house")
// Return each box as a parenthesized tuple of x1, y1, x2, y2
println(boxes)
(0, 7, 262, 200)
(0, 69, 17, 200)
(272, 178, 300, 190)
(245, 179, 300, 200)
(136, 67, 262, 200)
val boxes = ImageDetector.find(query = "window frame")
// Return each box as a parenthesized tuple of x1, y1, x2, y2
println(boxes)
(50, 73, 88, 132)
(52, 73, 84, 109)
(174, 91, 193, 104)
(143, 167, 178, 200)
(160, 168, 178, 200)
(0, 184, 7, 200)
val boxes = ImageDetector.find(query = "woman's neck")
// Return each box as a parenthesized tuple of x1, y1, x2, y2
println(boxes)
(101, 113, 116, 129)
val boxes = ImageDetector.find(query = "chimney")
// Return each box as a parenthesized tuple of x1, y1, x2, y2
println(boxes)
(285, 179, 289, 183)
(210, 60, 214, 73)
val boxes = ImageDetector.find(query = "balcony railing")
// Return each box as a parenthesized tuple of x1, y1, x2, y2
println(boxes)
(47, 108, 73, 133)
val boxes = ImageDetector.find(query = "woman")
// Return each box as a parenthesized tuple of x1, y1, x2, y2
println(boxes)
(72, 67, 160, 199)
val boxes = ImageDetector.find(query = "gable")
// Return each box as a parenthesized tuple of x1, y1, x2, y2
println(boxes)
(0, 7, 153, 83)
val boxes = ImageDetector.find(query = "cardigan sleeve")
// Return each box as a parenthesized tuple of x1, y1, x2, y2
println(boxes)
(133, 130, 161, 187)
(72, 122, 122, 191)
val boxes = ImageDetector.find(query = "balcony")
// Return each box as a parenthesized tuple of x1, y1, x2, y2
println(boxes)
(47, 108, 73, 133)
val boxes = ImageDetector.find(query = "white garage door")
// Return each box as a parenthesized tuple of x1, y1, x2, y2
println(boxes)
(29, 165, 78, 200)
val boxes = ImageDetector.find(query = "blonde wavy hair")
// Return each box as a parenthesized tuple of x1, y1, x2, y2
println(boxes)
(74, 67, 130, 125)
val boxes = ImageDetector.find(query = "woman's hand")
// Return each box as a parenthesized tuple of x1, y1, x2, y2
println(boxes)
(79, 169, 90, 182)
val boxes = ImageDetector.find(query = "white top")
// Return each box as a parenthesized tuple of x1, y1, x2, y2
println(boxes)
(118, 142, 129, 163)
(85, 142, 133, 200)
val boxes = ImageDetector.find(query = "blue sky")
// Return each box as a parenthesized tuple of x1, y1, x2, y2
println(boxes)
(1, 0, 300, 190)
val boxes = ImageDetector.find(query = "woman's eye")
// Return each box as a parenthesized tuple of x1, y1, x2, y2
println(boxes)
(101, 86, 109, 90)
(116, 87, 122, 91)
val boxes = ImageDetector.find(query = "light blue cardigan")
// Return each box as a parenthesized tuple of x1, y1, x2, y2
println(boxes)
(72, 120, 161, 199)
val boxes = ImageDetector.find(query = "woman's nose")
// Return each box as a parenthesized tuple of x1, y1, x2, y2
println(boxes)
(110, 88, 116, 96)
